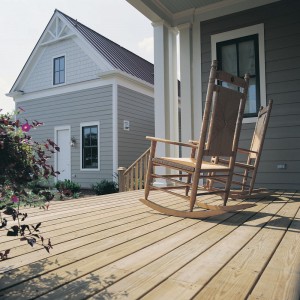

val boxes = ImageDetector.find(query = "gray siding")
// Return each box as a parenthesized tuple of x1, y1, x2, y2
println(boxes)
(201, 0, 300, 189)
(18, 85, 113, 188)
(23, 38, 103, 93)
(118, 85, 154, 167)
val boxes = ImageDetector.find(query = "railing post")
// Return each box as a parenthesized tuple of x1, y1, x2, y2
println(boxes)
(118, 167, 126, 192)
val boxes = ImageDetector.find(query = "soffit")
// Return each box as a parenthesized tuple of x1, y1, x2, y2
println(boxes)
(127, 0, 281, 26)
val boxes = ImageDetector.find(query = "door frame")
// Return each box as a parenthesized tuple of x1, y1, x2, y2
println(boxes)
(54, 125, 71, 182)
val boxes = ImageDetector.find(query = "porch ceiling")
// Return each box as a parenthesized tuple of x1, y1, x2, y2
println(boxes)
(126, 0, 281, 26)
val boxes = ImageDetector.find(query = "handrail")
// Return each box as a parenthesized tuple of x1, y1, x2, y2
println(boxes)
(118, 148, 150, 192)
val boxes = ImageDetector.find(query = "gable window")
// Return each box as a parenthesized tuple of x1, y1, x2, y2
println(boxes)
(217, 35, 259, 117)
(212, 24, 266, 123)
(53, 56, 65, 85)
(81, 123, 99, 170)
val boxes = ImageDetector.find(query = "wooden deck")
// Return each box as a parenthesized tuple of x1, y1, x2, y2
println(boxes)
(0, 190, 299, 299)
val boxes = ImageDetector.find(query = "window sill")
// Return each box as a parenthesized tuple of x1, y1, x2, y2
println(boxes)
(80, 168, 100, 172)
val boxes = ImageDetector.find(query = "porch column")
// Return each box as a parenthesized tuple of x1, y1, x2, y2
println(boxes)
(178, 23, 193, 156)
(152, 21, 179, 158)
(178, 20, 203, 151)
(191, 19, 202, 140)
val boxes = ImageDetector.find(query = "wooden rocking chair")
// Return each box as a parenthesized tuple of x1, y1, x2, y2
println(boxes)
(205, 100, 273, 199)
(140, 60, 255, 219)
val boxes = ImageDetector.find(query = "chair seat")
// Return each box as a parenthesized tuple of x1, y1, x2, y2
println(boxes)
(153, 157, 231, 173)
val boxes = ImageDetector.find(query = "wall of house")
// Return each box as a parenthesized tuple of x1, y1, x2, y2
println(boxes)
(200, 0, 300, 189)
(17, 85, 114, 188)
(22, 38, 103, 93)
(118, 85, 154, 168)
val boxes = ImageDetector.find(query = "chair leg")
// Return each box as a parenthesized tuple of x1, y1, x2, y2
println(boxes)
(185, 174, 192, 196)
(144, 162, 152, 200)
(190, 172, 200, 211)
(223, 174, 231, 206)
(145, 141, 156, 200)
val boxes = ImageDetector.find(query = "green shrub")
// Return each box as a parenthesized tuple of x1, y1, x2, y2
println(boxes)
(55, 179, 81, 194)
(91, 180, 118, 195)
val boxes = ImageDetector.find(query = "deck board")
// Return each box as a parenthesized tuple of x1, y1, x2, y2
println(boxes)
(0, 190, 299, 299)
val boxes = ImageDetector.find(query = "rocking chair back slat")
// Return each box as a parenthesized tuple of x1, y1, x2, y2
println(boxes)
(249, 101, 273, 159)
(206, 86, 246, 157)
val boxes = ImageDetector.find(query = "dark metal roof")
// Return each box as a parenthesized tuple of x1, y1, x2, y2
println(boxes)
(58, 10, 154, 85)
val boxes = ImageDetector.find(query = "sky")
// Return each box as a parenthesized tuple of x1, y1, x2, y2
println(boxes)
(0, 0, 154, 113)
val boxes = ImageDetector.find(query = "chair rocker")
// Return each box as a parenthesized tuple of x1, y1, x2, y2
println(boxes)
(140, 60, 255, 219)
(205, 100, 273, 199)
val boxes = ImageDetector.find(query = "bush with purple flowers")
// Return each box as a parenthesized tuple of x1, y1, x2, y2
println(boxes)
(0, 108, 59, 259)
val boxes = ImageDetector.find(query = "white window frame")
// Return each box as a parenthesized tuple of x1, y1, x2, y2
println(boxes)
(80, 121, 100, 171)
(53, 54, 66, 86)
(211, 24, 266, 123)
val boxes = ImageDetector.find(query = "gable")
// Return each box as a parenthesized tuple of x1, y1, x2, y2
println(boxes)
(22, 38, 105, 93)
(9, 11, 114, 94)
(9, 10, 154, 95)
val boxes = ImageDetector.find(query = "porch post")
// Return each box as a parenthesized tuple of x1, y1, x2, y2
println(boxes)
(168, 27, 179, 157)
(178, 20, 203, 148)
(152, 21, 179, 158)
(191, 19, 202, 140)
(178, 23, 193, 156)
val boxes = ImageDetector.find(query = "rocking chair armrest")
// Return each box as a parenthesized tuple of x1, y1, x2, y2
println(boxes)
(189, 140, 198, 145)
(146, 136, 198, 148)
(237, 148, 258, 155)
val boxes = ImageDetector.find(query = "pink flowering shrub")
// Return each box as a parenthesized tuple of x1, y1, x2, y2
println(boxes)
(0, 108, 59, 259)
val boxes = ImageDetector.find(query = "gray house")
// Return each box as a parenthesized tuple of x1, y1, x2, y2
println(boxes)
(128, 0, 300, 190)
(7, 10, 154, 188)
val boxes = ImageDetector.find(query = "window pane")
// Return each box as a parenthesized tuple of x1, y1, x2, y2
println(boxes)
(90, 127, 97, 146)
(83, 127, 91, 146)
(54, 72, 59, 85)
(55, 59, 59, 70)
(91, 147, 98, 168)
(245, 78, 257, 115)
(59, 57, 65, 70)
(239, 40, 256, 76)
(83, 148, 92, 168)
(60, 70, 65, 83)
(221, 44, 237, 76)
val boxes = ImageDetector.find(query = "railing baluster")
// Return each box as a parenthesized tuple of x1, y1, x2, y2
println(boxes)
(118, 148, 150, 192)
(130, 168, 134, 190)
(139, 159, 143, 189)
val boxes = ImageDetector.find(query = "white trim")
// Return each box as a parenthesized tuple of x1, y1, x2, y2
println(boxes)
(54, 125, 71, 182)
(52, 54, 67, 87)
(10, 74, 153, 103)
(211, 23, 266, 123)
(80, 121, 100, 172)
(98, 70, 154, 97)
(112, 81, 118, 178)
(40, 34, 75, 47)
